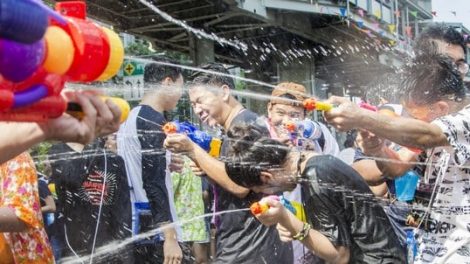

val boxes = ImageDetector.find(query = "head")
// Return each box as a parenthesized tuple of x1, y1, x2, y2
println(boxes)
(104, 133, 117, 153)
(267, 82, 308, 137)
(144, 58, 184, 110)
(402, 53, 466, 122)
(188, 63, 236, 127)
(415, 23, 468, 78)
(225, 125, 298, 194)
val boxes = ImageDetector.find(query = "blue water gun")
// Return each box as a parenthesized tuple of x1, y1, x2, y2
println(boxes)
(163, 120, 214, 152)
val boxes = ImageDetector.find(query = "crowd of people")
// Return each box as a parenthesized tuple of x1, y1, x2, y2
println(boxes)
(0, 22, 469, 264)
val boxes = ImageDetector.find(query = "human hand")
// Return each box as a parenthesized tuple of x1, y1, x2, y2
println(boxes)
(163, 239, 183, 264)
(169, 153, 184, 173)
(253, 197, 288, 226)
(276, 223, 294, 242)
(189, 160, 205, 176)
(164, 133, 195, 157)
(356, 130, 385, 156)
(323, 96, 365, 131)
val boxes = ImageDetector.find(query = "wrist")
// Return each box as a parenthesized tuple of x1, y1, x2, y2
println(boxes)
(278, 206, 293, 228)
(35, 123, 49, 142)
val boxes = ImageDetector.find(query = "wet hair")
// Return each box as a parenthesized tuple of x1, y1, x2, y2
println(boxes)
(401, 53, 465, 106)
(414, 23, 466, 56)
(224, 125, 289, 188)
(189, 63, 235, 90)
(144, 57, 182, 84)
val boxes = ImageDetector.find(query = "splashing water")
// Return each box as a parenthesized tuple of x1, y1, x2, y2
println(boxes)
(61, 208, 250, 264)
(137, 0, 248, 51)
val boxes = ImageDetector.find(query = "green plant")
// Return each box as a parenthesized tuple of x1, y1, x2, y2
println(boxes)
(30, 142, 52, 175)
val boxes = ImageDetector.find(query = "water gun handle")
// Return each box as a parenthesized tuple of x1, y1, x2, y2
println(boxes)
(67, 96, 130, 123)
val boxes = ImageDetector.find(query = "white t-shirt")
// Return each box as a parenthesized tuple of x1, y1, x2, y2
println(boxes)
(414, 105, 470, 264)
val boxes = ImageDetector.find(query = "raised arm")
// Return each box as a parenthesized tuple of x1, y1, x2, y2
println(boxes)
(164, 133, 249, 198)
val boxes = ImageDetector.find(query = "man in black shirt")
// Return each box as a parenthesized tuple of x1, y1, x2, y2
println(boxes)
(49, 135, 132, 263)
(164, 63, 293, 263)
(224, 125, 406, 263)
(117, 59, 186, 264)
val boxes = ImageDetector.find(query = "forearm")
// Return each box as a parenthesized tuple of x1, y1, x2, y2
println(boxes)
(359, 111, 448, 149)
(0, 123, 46, 164)
(41, 196, 56, 213)
(370, 146, 415, 178)
(280, 211, 345, 263)
(162, 225, 179, 242)
(0, 208, 27, 232)
(192, 145, 249, 198)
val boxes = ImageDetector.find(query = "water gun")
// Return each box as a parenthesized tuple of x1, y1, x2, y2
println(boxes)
(284, 120, 318, 139)
(303, 98, 333, 112)
(303, 98, 377, 112)
(0, 1, 126, 122)
(250, 195, 298, 217)
(163, 121, 222, 157)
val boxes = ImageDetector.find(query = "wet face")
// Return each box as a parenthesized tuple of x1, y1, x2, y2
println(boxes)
(189, 85, 227, 127)
(268, 103, 305, 137)
(251, 168, 297, 194)
(435, 40, 468, 78)
(250, 152, 298, 194)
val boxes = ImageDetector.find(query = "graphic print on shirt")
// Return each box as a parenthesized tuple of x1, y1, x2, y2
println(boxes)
(77, 169, 118, 206)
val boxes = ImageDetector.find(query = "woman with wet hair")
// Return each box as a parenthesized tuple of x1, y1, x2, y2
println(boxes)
(225, 125, 406, 264)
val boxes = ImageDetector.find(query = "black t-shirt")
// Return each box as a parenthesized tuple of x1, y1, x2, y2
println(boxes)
(49, 143, 132, 261)
(301, 155, 406, 263)
(135, 105, 173, 225)
(214, 109, 293, 264)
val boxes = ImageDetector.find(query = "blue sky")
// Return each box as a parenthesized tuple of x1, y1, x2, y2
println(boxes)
(432, 0, 470, 30)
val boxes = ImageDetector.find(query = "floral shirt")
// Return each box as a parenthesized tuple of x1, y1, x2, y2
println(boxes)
(171, 156, 208, 242)
(0, 153, 54, 264)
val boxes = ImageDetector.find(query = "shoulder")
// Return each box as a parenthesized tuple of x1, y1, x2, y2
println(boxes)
(136, 105, 165, 130)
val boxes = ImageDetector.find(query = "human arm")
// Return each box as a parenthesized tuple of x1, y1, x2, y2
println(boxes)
(162, 228, 183, 264)
(0, 153, 43, 232)
(256, 198, 350, 264)
(41, 196, 56, 213)
(38, 180, 56, 213)
(0, 208, 28, 232)
(0, 92, 121, 163)
(355, 130, 417, 178)
(323, 96, 448, 149)
(164, 133, 249, 198)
